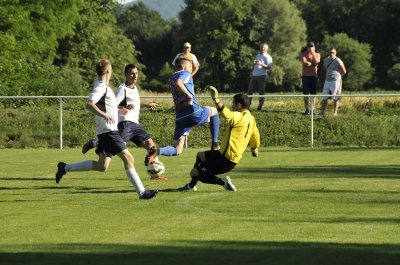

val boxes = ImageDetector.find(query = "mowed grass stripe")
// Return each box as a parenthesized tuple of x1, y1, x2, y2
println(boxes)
(0, 148, 399, 265)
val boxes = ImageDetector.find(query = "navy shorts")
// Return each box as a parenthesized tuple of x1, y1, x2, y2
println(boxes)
(302, 76, 318, 95)
(118, 121, 151, 146)
(174, 106, 210, 140)
(95, 131, 127, 158)
(195, 150, 236, 176)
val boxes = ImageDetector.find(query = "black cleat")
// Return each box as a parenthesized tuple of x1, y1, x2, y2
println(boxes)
(139, 190, 158, 200)
(55, 162, 66, 184)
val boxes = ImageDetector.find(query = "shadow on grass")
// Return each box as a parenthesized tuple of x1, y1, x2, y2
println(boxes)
(1, 241, 399, 265)
(236, 165, 400, 179)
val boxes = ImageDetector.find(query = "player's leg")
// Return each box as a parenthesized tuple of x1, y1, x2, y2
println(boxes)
(82, 139, 97, 154)
(117, 146, 158, 200)
(179, 150, 236, 191)
(208, 107, 220, 150)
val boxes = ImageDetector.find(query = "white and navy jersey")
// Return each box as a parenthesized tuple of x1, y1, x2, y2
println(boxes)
(88, 81, 118, 135)
(114, 83, 140, 124)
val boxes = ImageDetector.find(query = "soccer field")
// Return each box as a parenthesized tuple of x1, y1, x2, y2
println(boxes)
(0, 148, 399, 265)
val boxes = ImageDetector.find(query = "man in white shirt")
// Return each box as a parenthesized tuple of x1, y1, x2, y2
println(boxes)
(247, 43, 273, 111)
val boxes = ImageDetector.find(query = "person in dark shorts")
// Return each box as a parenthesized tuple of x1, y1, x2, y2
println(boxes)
(55, 59, 158, 200)
(81, 64, 164, 180)
(299, 41, 321, 115)
(179, 88, 260, 192)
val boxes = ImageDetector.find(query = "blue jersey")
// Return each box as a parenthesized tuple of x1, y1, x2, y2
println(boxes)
(169, 70, 200, 119)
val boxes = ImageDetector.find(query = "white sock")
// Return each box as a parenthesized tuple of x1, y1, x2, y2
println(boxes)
(65, 160, 93, 172)
(126, 168, 145, 196)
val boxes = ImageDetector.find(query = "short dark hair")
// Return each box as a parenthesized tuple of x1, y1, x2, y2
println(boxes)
(233, 93, 250, 109)
(124, 64, 137, 74)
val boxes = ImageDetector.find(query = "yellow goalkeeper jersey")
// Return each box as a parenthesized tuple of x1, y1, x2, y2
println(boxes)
(219, 106, 260, 163)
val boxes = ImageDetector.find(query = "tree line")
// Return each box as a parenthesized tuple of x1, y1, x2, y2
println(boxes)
(1, 0, 399, 100)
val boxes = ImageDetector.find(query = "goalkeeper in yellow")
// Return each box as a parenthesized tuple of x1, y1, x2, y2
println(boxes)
(179, 86, 260, 191)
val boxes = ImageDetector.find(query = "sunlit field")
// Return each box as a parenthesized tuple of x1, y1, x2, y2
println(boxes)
(1, 147, 399, 265)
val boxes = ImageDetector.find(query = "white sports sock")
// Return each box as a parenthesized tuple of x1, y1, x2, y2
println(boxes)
(126, 168, 145, 196)
(65, 160, 93, 172)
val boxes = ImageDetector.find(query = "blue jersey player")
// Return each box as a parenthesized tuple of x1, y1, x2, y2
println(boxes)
(145, 55, 220, 165)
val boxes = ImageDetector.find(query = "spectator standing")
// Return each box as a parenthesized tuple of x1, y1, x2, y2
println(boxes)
(320, 48, 347, 116)
(247, 43, 273, 111)
(299, 41, 321, 115)
(172, 42, 200, 76)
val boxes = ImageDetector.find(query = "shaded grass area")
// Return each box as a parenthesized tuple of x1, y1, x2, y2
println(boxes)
(1, 241, 399, 265)
(0, 148, 399, 265)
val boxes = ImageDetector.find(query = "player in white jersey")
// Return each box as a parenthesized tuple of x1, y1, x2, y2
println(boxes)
(55, 59, 158, 200)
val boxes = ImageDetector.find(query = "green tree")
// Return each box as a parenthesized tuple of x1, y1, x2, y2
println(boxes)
(116, 2, 175, 89)
(0, 0, 81, 96)
(320, 33, 373, 91)
(57, 0, 141, 89)
(175, 0, 306, 92)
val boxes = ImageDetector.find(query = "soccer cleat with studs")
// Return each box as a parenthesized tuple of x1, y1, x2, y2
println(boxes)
(144, 146, 158, 166)
(55, 162, 67, 184)
(139, 190, 158, 200)
(178, 183, 197, 191)
(223, 176, 236, 191)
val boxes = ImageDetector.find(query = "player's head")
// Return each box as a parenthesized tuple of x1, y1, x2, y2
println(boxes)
(124, 64, 139, 84)
(95, 59, 112, 77)
(232, 93, 250, 110)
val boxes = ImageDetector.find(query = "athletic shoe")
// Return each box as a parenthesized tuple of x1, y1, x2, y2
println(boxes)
(139, 190, 158, 200)
(223, 176, 236, 191)
(178, 183, 198, 191)
(302, 110, 310, 115)
(82, 139, 95, 154)
(144, 146, 158, 166)
(55, 162, 66, 184)
(211, 142, 220, 150)
(150, 175, 166, 180)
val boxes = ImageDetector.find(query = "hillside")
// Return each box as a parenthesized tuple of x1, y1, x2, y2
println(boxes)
(121, 0, 186, 19)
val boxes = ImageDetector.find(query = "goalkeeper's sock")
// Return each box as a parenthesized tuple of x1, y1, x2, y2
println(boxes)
(159, 146, 177, 156)
(210, 114, 220, 143)
(126, 167, 145, 196)
(65, 160, 93, 172)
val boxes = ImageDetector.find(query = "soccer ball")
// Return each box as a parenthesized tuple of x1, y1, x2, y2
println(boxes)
(147, 160, 165, 178)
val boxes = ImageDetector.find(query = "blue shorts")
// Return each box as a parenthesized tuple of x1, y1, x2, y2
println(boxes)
(174, 106, 210, 140)
(118, 121, 151, 146)
(95, 131, 127, 158)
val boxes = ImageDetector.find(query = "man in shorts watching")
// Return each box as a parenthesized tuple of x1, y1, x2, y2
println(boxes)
(320, 48, 347, 116)
(299, 41, 321, 115)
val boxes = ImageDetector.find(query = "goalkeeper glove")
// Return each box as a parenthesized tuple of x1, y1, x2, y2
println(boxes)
(208, 85, 220, 104)
(251, 148, 258, 157)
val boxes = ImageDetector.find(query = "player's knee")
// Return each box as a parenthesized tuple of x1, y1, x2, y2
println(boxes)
(190, 167, 199, 177)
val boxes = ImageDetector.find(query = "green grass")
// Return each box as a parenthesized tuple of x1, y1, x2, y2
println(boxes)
(0, 148, 399, 265)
